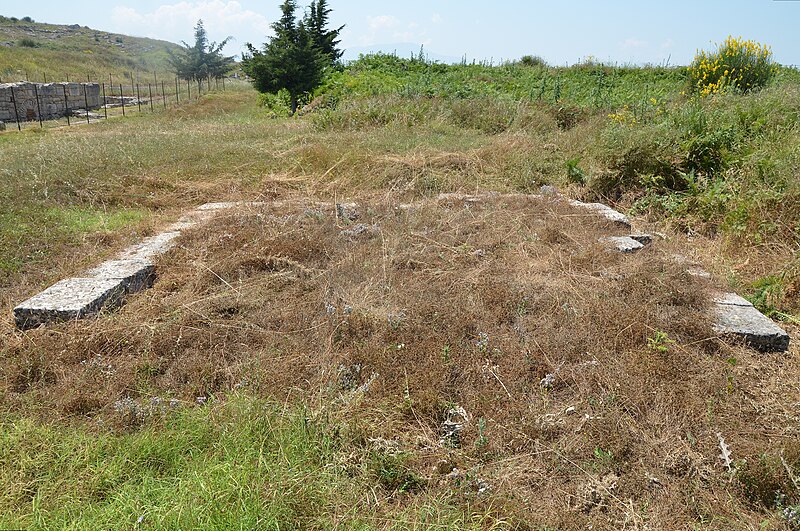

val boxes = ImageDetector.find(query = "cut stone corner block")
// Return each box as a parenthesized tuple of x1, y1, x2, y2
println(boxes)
(13, 259, 156, 330)
(13, 278, 126, 330)
(713, 293, 790, 352)
(599, 236, 645, 253)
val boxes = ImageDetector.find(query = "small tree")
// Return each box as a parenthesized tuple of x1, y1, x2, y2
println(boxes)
(169, 20, 234, 82)
(243, 0, 343, 114)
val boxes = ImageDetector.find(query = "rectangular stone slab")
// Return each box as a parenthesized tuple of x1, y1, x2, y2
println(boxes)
(13, 277, 125, 330)
(713, 293, 790, 352)
(86, 259, 155, 293)
(118, 231, 181, 261)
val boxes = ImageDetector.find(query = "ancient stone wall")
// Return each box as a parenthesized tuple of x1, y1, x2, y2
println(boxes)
(0, 82, 101, 122)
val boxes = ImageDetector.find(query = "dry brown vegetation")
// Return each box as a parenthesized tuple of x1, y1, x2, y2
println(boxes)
(3, 191, 800, 527)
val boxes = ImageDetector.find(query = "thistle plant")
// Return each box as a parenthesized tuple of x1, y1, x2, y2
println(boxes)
(688, 36, 777, 96)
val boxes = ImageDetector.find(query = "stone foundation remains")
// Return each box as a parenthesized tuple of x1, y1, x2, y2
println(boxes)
(0, 82, 101, 122)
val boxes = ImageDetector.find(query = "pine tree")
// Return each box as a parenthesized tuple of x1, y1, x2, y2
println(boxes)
(242, 0, 329, 115)
(168, 20, 234, 82)
(305, 0, 344, 66)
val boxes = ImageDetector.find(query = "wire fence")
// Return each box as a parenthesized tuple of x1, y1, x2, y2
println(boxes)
(0, 73, 240, 132)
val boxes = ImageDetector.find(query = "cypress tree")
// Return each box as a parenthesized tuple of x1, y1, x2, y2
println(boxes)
(242, 0, 328, 115)
(305, 0, 344, 67)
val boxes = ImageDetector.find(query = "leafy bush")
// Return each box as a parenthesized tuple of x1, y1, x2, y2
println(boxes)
(17, 38, 39, 48)
(688, 36, 776, 96)
(519, 55, 547, 68)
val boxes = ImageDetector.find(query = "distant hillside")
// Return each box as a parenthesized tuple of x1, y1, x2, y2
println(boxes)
(0, 16, 182, 83)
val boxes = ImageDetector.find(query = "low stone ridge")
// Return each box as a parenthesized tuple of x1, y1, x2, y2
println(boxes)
(118, 231, 181, 261)
(599, 236, 646, 253)
(713, 293, 790, 352)
(13, 202, 246, 330)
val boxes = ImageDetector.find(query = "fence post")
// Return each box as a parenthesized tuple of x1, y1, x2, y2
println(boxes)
(62, 84, 71, 126)
(162, 81, 167, 109)
(10, 85, 21, 131)
(33, 84, 43, 128)
(222, 76, 225, 90)
(120, 84, 125, 117)
(102, 83, 108, 119)
(175, 77, 179, 104)
(83, 83, 90, 124)
(148, 83, 154, 112)
(136, 83, 142, 112)
(187, 78, 191, 100)
(43, 72, 47, 83)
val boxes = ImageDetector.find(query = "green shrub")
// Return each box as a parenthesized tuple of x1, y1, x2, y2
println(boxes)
(17, 38, 39, 48)
(688, 36, 776, 96)
(519, 55, 547, 68)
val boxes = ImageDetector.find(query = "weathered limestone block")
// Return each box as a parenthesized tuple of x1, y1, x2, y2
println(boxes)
(86, 259, 155, 292)
(599, 236, 645, 253)
(14, 278, 126, 329)
(714, 293, 790, 352)
(13, 259, 155, 329)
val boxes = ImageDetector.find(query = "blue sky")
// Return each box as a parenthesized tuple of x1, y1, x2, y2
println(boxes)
(3, 1, 800, 65)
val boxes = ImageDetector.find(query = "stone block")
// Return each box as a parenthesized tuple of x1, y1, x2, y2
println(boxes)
(599, 236, 645, 253)
(86, 258, 155, 292)
(13, 278, 125, 329)
(713, 293, 790, 352)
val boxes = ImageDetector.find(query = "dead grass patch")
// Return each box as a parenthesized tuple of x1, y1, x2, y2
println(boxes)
(3, 192, 798, 526)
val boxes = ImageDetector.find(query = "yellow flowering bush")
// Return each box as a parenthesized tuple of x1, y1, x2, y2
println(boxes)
(688, 36, 777, 96)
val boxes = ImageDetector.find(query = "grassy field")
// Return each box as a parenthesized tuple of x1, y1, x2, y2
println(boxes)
(1, 55, 800, 528)
(0, 17, 181, 83)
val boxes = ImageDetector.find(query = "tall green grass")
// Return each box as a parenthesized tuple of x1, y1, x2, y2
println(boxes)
(0, 395, 500, 529)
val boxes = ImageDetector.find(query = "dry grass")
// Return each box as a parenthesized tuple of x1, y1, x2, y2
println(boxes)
(3, 192, 799, 527)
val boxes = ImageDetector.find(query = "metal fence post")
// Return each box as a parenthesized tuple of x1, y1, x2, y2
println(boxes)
(83, 83, 90, 124)
(33, 83, 43, 128)
(102, 82, 108, 119)
(62, 84, 71, 126)
(175, 77, 179, 104)
(187, 78, 191, 100)
(120, 84, 125, 117)
(136, 83, 142, 112)
(10, 85, 21, 131)
(148, 83, 154, 112)
(162, 81, 167, 109)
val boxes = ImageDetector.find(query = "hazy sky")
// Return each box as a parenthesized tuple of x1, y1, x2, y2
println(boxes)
(4, 1, 800, 65)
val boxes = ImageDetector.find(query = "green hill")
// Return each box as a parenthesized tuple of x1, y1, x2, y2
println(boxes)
(0, 16, 182, 83)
